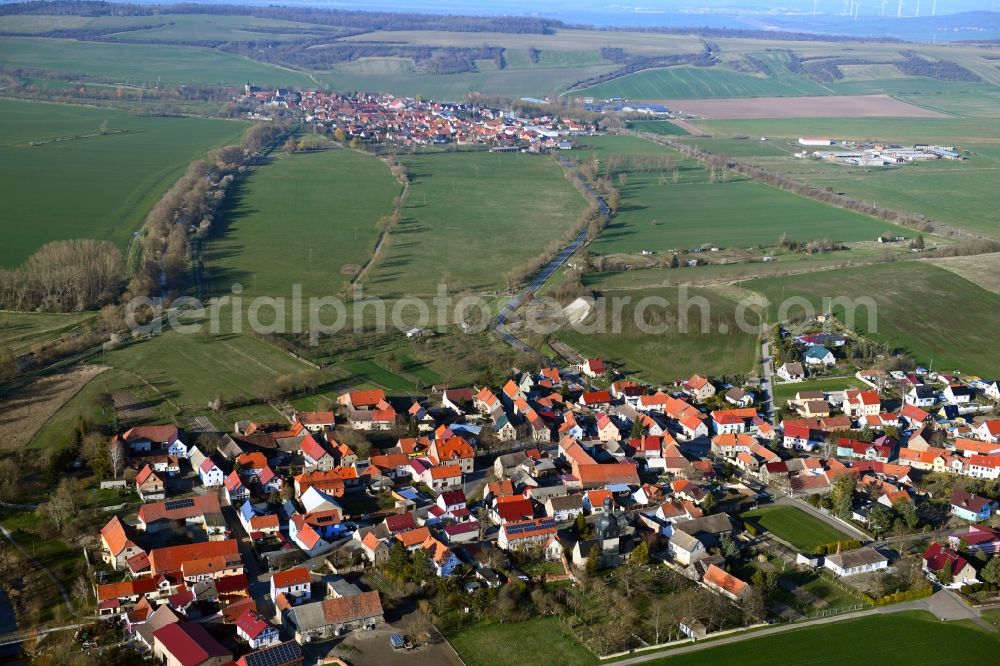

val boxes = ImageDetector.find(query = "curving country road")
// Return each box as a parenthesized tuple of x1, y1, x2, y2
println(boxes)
(491, 155, 610, 362)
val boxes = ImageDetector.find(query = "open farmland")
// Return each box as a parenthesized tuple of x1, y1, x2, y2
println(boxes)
(578, 65, 833, 100)
(928, 253, 1000, 295)
(0, 36, 315, 87)
(367, 151, 587, 296)
(578, 136, 908, 254)
(740, 505, 851, 552)
(663, 94, 947, 119)
(101, 324, 328, 412)
(0, 99, 246, 266)
(0, 310, 97, 356)
(553, 286, 761, 383)
(646, 611, 999, 665)
(748, 261, 1000, 376)
(206, 148, 400, 299)
(675, 118, 1000, 239)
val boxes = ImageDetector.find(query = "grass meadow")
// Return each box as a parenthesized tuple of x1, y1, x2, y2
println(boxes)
(448, 617, 595, 666)
(740, 505, 851, 552)
(627, 120, 690, 136)
(748, 261, 1000, 376)
(206, 148, 400, 299)
(367, 151, 587, 296)
(0, 99, 246, 266)
(554, 286, 762, 383)
(772, 377, 866, 407)
(645, 611, 999, 665)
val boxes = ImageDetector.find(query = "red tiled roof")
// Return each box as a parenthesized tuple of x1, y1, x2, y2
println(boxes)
(153, 622, 229, 665)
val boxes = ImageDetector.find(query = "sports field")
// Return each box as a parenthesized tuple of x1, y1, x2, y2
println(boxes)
(0, 98, 246, 266)
(647, 611, 999, 665)
(367, 151, 587, 296)
(748, 261, 1000, 376)
(206, 148, 400, 299)
(740, 505, 851, 552)
(554, 286, 761, 382)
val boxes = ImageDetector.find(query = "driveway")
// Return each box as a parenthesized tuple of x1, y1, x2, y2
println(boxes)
(760, 336, 774, 419)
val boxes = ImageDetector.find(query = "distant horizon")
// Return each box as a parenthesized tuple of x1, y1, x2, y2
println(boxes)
(6, 0, 998, 42)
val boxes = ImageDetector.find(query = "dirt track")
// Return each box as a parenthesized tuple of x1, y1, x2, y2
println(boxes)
(664, 94, 948, 119)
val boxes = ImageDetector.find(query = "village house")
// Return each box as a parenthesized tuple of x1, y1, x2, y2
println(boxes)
(236, 608, 280, 649)
(923, 543, 978, 588)
(682, 375, 716, 402)
(950, 488, 996, 522)
(803, 345, 836, 367)
(153, 622, 230, 666)
(777, 362, 806, 382)
(702, 564, 752, 601)
(286, 592, 384, 643)
(497, 517, 558, 551)
(579, 358, 606, 378)
(271, 568, 312, 605)
(823, 547, 888, 577)
(116, 425, 188, 458)
(135, 465, 166, 502)
(235, 642, 303, 666)
(100, 516, 145, 571)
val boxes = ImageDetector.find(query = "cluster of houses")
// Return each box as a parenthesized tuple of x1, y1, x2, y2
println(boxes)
(92, 353, 1000, 658)
(239, 86, 597, 151)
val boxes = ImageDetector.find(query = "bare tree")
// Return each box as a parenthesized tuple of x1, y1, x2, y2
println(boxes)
(108, 438, 126, 480)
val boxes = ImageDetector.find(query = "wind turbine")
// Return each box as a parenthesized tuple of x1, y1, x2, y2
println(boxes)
(854, 1, 862, 20)
(897, 0, 904, 18)
(881, 0, 887, 16)
(813, 0, 819, 16)
(915, 0, 920, 16)
(932, 0, 937, 16)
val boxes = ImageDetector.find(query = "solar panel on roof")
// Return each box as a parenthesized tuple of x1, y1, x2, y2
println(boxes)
(244, 640, 302, 666)
(164, 498, 195, 511)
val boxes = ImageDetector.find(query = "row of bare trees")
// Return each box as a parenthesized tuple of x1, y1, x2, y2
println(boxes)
(129, 122, 288, 299)
(0, 240, 123, 311)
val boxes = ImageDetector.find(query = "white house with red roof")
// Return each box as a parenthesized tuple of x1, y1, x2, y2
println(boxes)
(270, 567, 312, 604)
(289, 513, 334, 558)
(299, 434, 335, 471)
(972, 420, 1000, 443)
(844, 390, 881, 418)
(224, 471, 249, 505)
(236, 608, 280, 649)
(678, 414, 709, 440)
(198, 457, 225, 487)
(579, 358, 607, 378)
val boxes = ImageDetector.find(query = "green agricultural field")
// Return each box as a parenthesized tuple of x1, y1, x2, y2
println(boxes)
(627, 120, 690, 136)
(748, 261, 1000, 376)
(554, 286, 761, 382)
(367, 151, 587, 296)
(578, 65, 833, 100)
(0, 310, 97, 355)
(772, 377, 866, 407)
(206, 148, 400, 299)
(646, 612, 999, 665)
(0, 36, 315, 87)
(448, 617, 596, 666)
(740, 505, 851, 552)
(0, 99, 245, 266)
(568, 135, 910, 254)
